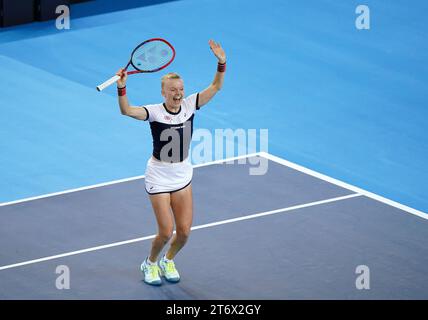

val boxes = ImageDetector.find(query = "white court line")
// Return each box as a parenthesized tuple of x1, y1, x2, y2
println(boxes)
(0, 193, 361, 271)
(260, 152, 428, 220)
(2, 151, 426, 219)
(1, 151, 426, 219)
(0, 152, 262, 207)
(0, 174, 145, 207)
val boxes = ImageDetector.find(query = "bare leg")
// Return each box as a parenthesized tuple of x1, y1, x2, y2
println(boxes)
(165, 184, 193, 260)
(148, 192, 174, 262)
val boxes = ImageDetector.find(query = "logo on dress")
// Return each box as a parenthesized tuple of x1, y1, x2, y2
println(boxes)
(164, 115, 171, 121)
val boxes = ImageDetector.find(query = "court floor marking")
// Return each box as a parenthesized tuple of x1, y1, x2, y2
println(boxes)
(1, 151, 426, 219)
(0, 193, 361, 271)
(259, 152, 428, 220)
(0, 152, 261, 207)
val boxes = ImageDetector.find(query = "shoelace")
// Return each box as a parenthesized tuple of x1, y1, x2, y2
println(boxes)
(147, 264, 159, 279)
(165, 260, 177, 274)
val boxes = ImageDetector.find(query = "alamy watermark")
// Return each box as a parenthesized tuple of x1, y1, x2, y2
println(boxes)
(355, 265, 370, 290)
(355, 5, 370, 30)
(55, 265, 70, 290)
(158, 122, 269, 175)
(56, 5, 70, 30)
(191, 128, 269, 175)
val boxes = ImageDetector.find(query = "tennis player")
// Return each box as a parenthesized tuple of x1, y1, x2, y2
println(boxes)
(116, 40, 226, 285)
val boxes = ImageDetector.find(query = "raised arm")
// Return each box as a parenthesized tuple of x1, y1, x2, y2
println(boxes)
(116, 69, 148, 121)
(198, 40, 227, 108)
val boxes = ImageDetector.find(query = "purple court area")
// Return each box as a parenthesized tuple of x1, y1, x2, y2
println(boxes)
(1, 155, 427, 300)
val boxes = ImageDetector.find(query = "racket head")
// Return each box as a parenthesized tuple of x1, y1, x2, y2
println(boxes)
(129, 38, 175, 73)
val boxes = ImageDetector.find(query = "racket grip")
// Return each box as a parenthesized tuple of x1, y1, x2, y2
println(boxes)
(96, 75, 121, 91)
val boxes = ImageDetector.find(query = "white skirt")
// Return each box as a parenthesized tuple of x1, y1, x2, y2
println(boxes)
(144, 157, 193, 195)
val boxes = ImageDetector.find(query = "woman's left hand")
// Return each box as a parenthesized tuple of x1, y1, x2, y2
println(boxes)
(209, 39, 226, 64)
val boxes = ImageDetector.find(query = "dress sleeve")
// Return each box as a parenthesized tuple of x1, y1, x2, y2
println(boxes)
(183, 93, 200, 114)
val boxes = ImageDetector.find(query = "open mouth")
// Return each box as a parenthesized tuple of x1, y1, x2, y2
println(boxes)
(173, 96, 182, 102)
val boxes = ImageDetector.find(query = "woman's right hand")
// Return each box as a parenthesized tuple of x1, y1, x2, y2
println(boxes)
(116, 68, 127, 88)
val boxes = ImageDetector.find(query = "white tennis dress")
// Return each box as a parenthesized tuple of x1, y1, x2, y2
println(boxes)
(141, 93, 199, 194)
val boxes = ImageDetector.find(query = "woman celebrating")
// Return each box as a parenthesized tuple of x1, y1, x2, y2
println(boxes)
(116, 40, 226, 285)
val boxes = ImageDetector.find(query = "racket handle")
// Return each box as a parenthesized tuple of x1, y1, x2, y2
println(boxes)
(96, 75, 121, 91)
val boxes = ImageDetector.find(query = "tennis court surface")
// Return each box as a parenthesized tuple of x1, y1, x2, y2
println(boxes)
(1, 0, 427, 301)
(1, 153, 427, 299)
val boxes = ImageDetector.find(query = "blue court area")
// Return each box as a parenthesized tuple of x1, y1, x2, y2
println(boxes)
(1, 0, 428, 299)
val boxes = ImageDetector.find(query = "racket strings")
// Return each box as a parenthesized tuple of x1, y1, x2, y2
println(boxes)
(132, 41, 174, 71)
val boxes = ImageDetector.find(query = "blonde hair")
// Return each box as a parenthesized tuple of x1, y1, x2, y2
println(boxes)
(161, 72, 182, 90)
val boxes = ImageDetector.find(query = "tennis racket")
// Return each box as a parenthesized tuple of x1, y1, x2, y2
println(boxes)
(96, 38, 175, 91)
